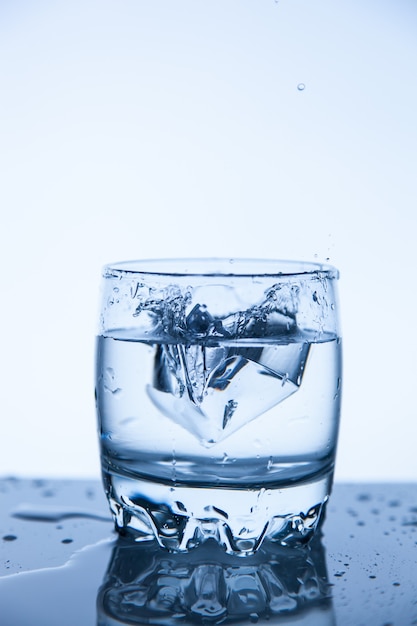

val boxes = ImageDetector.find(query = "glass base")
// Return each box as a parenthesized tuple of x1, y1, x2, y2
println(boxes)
(103, 469, 333, 556)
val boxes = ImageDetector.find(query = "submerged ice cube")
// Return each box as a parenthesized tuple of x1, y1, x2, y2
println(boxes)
(145, 283, 310, 444)
(147, 340, 310, 445)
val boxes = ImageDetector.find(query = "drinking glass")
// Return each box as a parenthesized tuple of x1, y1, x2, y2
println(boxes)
(95, 259, 342, 555)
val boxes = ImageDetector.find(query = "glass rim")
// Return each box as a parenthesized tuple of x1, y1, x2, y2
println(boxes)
(103, 258, 339, 279)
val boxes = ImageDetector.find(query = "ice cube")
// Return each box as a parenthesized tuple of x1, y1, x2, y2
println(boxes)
(146, 282, 309, 444)
(147, 351, 304, 446)
(212, 284, 299, 339)
(152, 344, 185, 397)
(186, 304, 213, 337)
(253, 342, 310, 387)
(200, 357, 301, 443)
(151, 342, 229, 405)
(147, 383, 211, 441)
(133, 285, 192, 337)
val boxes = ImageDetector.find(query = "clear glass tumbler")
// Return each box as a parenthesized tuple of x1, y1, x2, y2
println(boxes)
(95, 259, 342, 555)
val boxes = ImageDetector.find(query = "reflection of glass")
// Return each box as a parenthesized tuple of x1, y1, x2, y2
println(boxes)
(97, 535, 335, 625)
(96, 259, 342, 555)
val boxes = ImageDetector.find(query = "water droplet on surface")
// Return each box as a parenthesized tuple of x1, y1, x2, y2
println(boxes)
(32, 479, 47, 488)
(42, 489, 56, 498)
(388, 500, 401, 508)
(297, 83, 305, 91)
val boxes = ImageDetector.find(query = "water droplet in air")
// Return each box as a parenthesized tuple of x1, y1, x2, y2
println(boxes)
(61, 538, 73, 544)
(297, 83, 305, 91)
(3, 535, 17, 541)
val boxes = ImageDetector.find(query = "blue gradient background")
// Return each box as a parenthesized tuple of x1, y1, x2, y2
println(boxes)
(1, 0, 416, 480)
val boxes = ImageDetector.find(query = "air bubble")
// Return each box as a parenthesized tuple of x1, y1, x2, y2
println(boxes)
(297, 83, 305, 91)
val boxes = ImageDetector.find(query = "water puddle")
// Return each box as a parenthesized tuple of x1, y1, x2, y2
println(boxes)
(0, 538, 114, 626)
(11, 504, 110, 523)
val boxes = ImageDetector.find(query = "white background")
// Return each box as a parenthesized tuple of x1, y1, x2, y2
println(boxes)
(1, 0, 416, 481)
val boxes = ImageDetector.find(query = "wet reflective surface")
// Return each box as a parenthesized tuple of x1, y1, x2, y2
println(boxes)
(1, 478, 416, 625)
(97, 535, 333, 624)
